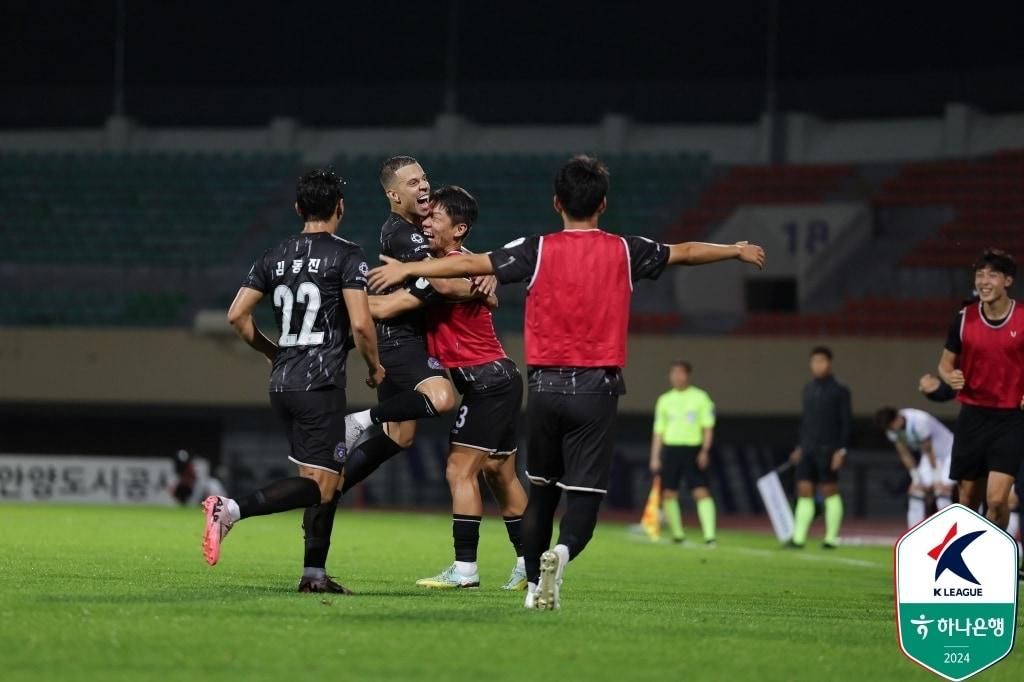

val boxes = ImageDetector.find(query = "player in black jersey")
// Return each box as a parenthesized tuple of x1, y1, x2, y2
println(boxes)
(202, 167, 478, 591)
(340, 156, 496, 491)
(201, 168, 380, 592)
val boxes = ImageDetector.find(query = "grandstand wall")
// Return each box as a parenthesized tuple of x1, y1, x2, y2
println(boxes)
(0, 328, 956, 418)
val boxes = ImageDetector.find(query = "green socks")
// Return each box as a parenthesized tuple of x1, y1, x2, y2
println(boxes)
(663, 497, 685, 540)
(793, 497, 815, 546)
(696, 497, 716, 542)
(824, 494, 843, 545)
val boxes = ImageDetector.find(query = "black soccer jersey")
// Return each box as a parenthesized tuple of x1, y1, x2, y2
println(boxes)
(374, 212, 434, 348)
(242, 231, 368, 392)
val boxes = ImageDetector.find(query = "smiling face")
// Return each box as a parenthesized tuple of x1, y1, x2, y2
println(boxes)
(421, 201, 466, 255)
(974, 265, 1012, 305)
(386, 163, 431, 220)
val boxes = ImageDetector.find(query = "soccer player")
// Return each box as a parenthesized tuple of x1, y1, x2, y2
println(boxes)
(875, 406, 954, 527)
(938, 249, 1024, 530)
(788, 347, 851, 549)
(366, 155, 765, 610)
(368, 186, 528, 590)
(202, 168, 384, 593)
(341, 157, 495, 492)
(649, 360, 717, 545)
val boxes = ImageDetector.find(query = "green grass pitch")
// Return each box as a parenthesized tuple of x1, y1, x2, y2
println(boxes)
(1, 505, 1020, 682)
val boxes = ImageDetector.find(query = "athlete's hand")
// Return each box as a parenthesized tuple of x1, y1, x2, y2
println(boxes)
(697, 449, 710, 471)
(368, 255, 411, 292)
(471, 274, 498, 297)
(947, 370, 965, 390)
(366, 364, 386, 389)
(735, 241, 766, 270)
(830, 449, 846, 472)
(789, 447, 803, 464)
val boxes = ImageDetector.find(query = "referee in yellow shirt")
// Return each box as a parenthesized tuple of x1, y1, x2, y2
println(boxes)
(649, 360, 717, 545)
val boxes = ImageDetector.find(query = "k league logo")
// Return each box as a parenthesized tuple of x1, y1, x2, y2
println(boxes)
(895, 504, 1018, 681)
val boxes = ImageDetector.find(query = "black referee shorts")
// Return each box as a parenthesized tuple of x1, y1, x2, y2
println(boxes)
(376, 341, 447, 402)
(525, 390, 618, 494)
(661, 445, 710, 492)
(269, 388, 347, 474)
(951, 403, 1024, 481)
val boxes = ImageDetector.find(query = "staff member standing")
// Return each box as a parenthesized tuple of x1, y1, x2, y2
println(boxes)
(649, 360, 717, 545)
(789, 346, 851, 549)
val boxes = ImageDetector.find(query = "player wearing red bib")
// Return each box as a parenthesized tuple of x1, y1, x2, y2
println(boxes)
(370, 186, 529, 591)
(938, 249, 1024, 530)
(367, 155, 766, 610)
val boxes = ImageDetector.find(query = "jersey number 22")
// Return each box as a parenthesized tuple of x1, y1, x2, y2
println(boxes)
(273, 283, 324, 347)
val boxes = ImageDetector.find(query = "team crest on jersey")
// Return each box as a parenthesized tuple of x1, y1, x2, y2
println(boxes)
(411, 233, 425, 244)
(333, 442, 347, 464)
(427, 356, 442, 370)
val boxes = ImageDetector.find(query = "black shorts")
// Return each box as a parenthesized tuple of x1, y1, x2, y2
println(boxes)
(661, 445, 710, 491)
(525, 390, 618, 494)
(450, 359, 523, 455)
(269, 388, 347, 474)
(796, 447, 839, 484)
(951, 403, 1024, 481)
(376, 341, 447, 402)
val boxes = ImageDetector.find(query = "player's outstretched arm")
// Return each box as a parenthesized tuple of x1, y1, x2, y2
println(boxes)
(343, 288, 385, 388)
(368, 253, 495, 291)
(227, 287, 278, 363)
(667, 241, 765, 269)
(368, 290, 425, 321)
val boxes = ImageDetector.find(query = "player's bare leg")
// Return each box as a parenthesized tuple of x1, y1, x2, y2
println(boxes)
(482, 454, 528, 589)
(958, 478, 984, 513)
(984, 472, 1015, 529)
(417, 446, 484, 588)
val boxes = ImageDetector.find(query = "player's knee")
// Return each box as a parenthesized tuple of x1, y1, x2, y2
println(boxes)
(445, 457, 478, 485)
(663, 489, 679, 501)
(420, 379, 455, 414)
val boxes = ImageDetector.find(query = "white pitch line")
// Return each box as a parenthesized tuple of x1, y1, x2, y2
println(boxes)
(627, 532, 887, 569)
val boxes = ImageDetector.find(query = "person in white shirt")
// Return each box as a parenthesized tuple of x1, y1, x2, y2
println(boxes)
(876, 406, 955, 527)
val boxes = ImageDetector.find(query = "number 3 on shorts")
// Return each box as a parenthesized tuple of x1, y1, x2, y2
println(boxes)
(454, 405, 468, 429)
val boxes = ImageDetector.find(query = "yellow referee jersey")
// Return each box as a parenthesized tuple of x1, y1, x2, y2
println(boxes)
(653, 386, 716, 446)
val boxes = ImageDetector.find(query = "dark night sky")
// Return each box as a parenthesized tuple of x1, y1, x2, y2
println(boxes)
(2, 1, 1023, 125)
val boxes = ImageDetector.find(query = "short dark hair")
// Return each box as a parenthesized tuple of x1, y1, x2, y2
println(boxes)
(296, 167, 344, 222)
(670, 359, 693, 373)
(553, 154, 609, 220)
(810, 346, 833, 360)
(379, 155, 420, 189)
(430, 185, 478, 235)
(973, 248, 1017, 278)
(875, 406, 899, 430)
